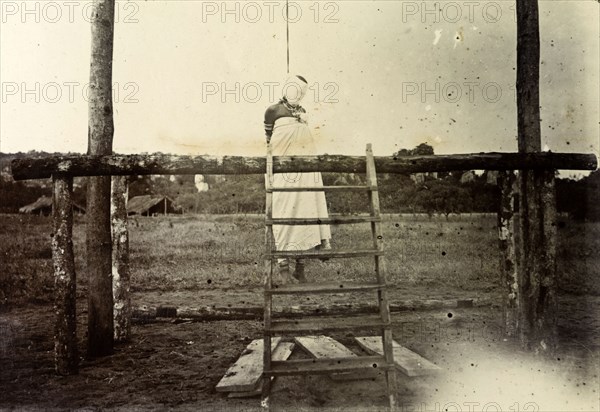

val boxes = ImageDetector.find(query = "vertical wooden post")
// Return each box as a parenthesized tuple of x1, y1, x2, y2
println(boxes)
(516, 0, 558, 353)
(497, 170, 518, 337)
(52, 175, 78, 375)
(87, 0, 115, 357)
(111, 176, 131, 342)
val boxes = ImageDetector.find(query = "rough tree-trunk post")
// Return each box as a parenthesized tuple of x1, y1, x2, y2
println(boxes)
(516, 0, 558, 353)
(497, 170, 518, 337)
(111, 176, 131, 342)
(52, 175, 78, 375)
(87, 0, 116, 357)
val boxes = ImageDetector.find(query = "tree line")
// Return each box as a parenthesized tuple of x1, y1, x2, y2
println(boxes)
(1, 148, 598, 220)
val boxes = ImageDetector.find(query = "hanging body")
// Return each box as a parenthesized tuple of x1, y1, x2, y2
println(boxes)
(269, 117, 331, 253)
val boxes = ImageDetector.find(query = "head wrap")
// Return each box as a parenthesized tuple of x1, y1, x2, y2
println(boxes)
(282, 75, 308, 106)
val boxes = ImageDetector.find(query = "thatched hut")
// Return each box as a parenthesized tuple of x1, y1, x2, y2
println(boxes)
(19, 196, 86, 216)
(127, 195, 180, 216)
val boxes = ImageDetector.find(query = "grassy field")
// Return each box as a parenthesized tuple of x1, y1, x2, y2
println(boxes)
(1, 212, 599, 304)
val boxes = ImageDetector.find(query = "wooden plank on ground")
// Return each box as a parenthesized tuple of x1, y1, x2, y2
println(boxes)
(215, 337, 281, 392)
(295, 335, 378, 381)
(355, 336, 442, 377)
(295, 336, 355, 359)
(227, 342, 295, 398)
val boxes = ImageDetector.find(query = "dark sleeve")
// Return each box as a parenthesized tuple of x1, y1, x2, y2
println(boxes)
(264, 106, 276, 138)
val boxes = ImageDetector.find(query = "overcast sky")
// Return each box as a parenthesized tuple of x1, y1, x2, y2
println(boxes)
(1, 0, 598, 160)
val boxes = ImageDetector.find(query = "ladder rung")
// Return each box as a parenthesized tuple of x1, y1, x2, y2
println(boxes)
(268, 249, 382, 259)
(266, 216, 380, 225)
(267, 185, 374, 193)
(265, 356, 391, 376)
(267, 282, 388, 295)
(267, 315, 390, 335)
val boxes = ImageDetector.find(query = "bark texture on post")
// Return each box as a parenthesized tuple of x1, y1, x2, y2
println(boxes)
(52, 175, 78, 375)
(111, 176, 130, 342)
(516, 0, 558, 353)
(86, 0, 115, 357)
(497, 171, 518, 337)
(517, 170, 558, 352)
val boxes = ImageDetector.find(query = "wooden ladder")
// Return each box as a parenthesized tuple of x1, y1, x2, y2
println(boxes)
(262, 144, 397, 409)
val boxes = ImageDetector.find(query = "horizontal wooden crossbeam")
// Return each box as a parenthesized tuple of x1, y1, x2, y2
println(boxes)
(10, 152, 597, 180)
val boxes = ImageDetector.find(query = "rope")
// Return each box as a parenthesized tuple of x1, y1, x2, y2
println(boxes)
(286, 0, 290, 73)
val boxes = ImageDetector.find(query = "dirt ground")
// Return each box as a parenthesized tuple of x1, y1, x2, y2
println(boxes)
(1, 290, 598, 411)
(1, 214, 598, 410)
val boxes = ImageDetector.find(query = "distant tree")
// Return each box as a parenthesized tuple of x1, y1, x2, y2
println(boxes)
(322, 172, 370, 214)
(411, 187, 436, 218)
(411, 143, 435, 156)
(394, 148, 410, 157)
(379, 174, 416, 213)
(392, 142, 434, 158)
(462, 174, 499, 213)
(412, 180, 470, 219)
(175, 192, 200, 214)
(195, 175, 263, 214)
(0, 179, 48, 213)
(585, 170, 600, 221)
(151, 175, 197, 199)
(556, 170, 600, 221)
(128, 176, 154, 198)
(383, 143, 436, 213)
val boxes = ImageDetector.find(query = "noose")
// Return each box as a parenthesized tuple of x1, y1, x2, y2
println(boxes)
(286, 0, 290, 73)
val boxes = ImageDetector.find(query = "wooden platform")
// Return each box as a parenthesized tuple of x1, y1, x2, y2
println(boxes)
(216, 338, 294, 394)
(355, 336, 442, 377)
(227, 342, 295, 398)
(217, 335, 440, 397)
(294, 335, 379, 381)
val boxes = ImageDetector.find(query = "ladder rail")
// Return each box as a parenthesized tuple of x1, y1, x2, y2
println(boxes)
(366, 143, 398, 409)
(267, 185, 374, 192)
(266, 215, 382, 225)
(268, 248, 382, 259)
(262, 143, 275, 408)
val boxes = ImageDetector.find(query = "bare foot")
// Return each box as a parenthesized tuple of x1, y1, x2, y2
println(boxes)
(278, 271, 299, 285)
(275, 262, 298, 285)
(292, 260, 307, 283)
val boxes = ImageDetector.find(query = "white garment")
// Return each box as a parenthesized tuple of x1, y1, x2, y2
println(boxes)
(269, 117, 331, 252)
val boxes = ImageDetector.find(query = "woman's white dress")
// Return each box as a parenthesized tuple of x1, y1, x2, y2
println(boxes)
(270, 117, 331, 252)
